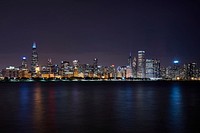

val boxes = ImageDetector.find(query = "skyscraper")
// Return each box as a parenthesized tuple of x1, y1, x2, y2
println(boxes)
(21, 56, 28, 70)
(172, 60, 180, 79)
(126, 52, 133, 78)
(186, 63, 198, 80)
(146, 59, 154, 79)
(137, 51, 146, 78)
(73, 60, 79, 68)
(93, 58, 98, 74)
(132, 57, 137, 78)
(128, 52, 132, 67)
(93, 58, 98, 68)
(146, 59, 160, 79)
(31, 42, 39, 76)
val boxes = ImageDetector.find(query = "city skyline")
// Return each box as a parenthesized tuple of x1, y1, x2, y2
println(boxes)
(1, 42, 199, 81)
(0, 41, 200, 70)
(0, 1, 199, 69)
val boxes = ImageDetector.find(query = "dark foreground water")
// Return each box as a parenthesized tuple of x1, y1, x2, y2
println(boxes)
(0, 81, 200, 133)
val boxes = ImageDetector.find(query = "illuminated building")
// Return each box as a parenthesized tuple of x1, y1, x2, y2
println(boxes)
(116, 66, 122, 78)
(102, 67, 109, 79)
(137, 51, 146, 78)
(47, 58, 53, 74)
(128, 52, 132, 67)
(146, 59, 154, 79)
(93, 58, 98, 75)
(60, 61, 70, 75)
(154, 60, 160, 78)
(165, 66, 173, 79)
(82, 64, 93, 78)
(146, 59, 160, 79)
(73, 60, 79, 77)
(52, 64, 60, 76)
(116, 66, 126, 79)
(132, 57, 137, 78)
(73, 68, 79, 77)
(60, 61, 73, 78)
(108, 65, 115, 79)
(31, 42, 39, 77)
(186, 63, 198, 80)
(93, 58, 98, 69)
(19, 70, 31, 79)
(40, 59, 56, 79)
(73, 60, 79, 68)
(160, 67, 166, 79)
(2, 66, 19, 79)
(19, 56, 31, 79)
(126, 52, 133, 78)
(21, 56, 28, 70)
(126, 66, 133, 78)
(61, 61, 70, 69)
(172, 60, 180, 80)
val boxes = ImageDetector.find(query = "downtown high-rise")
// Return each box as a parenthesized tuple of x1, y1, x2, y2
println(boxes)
(31, 42, 39, 77)
(126, 52, 133, 78)
(137, 51, 146, 78)
(146, 59, 160, 79)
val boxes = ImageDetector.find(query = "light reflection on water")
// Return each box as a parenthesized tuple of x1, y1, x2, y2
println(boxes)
(0, 81, 200, 133)
(33, 83, 45, 133)
(169, 84, 184, 133)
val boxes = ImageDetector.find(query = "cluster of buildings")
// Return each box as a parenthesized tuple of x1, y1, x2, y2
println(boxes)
(0, 42, 199, 81)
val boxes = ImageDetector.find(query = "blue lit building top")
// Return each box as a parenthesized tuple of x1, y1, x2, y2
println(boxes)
(173, 60, 179, 64)
(32, 42, 36, 49)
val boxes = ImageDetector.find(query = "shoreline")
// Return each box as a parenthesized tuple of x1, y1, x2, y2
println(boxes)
(0, 78, 199, 82)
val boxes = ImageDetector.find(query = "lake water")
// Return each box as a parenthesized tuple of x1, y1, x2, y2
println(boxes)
(0, 81, 200, 133)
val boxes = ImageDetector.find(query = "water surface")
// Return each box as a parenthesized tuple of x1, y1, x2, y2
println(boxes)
(0, 81, 199, 133)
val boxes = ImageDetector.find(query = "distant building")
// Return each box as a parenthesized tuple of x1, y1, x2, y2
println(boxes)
(60, 61, 73, 78)
(185, 63, 198, 80)
(40, 59, 58, 79)
(61, 61, 70, 72)
(73, 60, 79, 77)
(132, 57, 137, 78)
(146, 59, 160, 79)
(165, 66, 173, 79)
(80, 64, 93, 78)
(19, 56, 31, 79)
(93, 58, 98, 69)
(116, 66, 126, 79)
(2, 66, 19, 78)
(172, 60, 181, 80)
(73, 60, 79, 68)
(128, 52, 132, 67)
(126, 52, 133, 78)
(146, 59, 154, 79)
(108, 65, 115, 79)
(160, 67, 166, 79)
(31, 42, 39, 77)
(126, 66, 133, 78)
(21, 56, 28, 70)
(137, 51, 146, 78)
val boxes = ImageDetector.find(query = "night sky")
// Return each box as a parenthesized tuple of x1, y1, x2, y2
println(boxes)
(0, 0, 199, 69)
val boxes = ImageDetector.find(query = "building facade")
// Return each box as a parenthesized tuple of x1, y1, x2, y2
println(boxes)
(146, 59, 160, 79)
(137, 51, 146, 78)
(31, 42, 39, 77)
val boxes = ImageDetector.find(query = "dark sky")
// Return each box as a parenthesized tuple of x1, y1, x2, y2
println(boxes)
(0, 0, 199, 69)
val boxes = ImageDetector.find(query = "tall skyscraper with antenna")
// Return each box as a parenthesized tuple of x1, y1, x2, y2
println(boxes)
(31, 42, 39, 76)
(126, 52, 133, 78)
(128, 52, 132, 67)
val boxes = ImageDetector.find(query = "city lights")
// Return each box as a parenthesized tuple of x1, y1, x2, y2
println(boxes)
(173, 60, 179, 64)
(0, 43, 199, 81)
